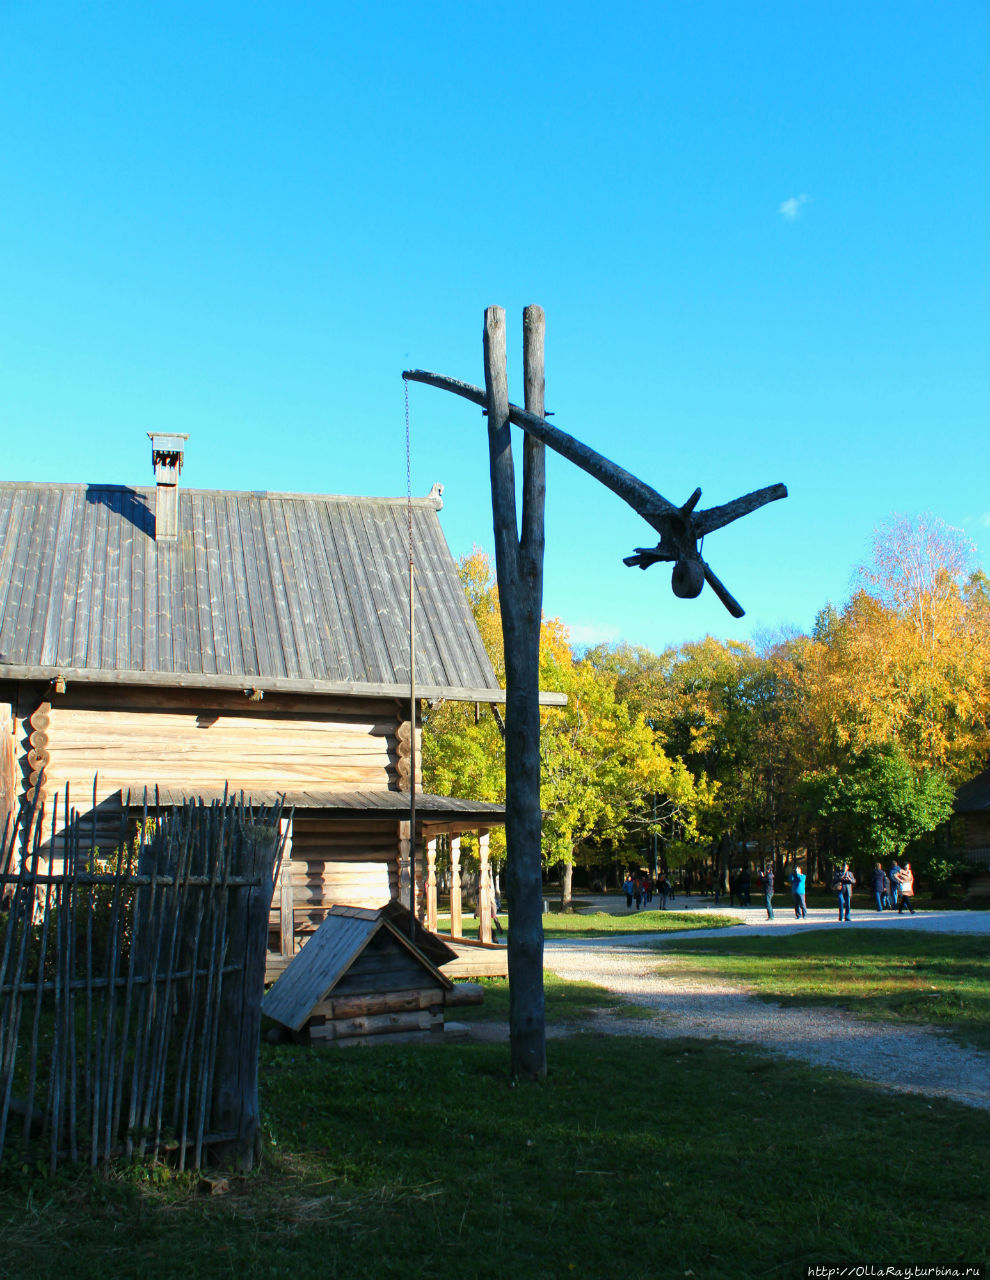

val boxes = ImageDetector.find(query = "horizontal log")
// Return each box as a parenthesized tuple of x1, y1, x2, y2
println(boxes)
(310, 1009, 440, 1040)
(444, 982, 485, 1007)
(316, 988, 444, 1020)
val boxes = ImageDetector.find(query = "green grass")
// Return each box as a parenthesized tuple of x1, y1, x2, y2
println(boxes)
(440, 909, 738, 939)
(451, 973, 641, 1023)
(0, 1032, 986, 1279)
(661, 927, 990, 1049)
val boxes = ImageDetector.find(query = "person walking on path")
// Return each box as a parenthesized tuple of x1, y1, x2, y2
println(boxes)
(889, 860, 902, 911)
(633, 877, 643, 911)
(789, 865, 808, 918)
(762, 863, 775, 920)
(623, 874, 634, 909)
(896, 862, 917, 914)
(834, 862, 855, 921)
(870, 862, 886, 912)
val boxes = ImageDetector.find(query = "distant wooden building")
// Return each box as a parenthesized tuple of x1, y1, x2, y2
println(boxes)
(953, 767, 990, 897)
(0, 436, 564, 964)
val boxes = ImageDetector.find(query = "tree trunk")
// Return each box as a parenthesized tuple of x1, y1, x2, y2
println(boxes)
(560, 859, 573, 910)
(485, 305, 547, 1082)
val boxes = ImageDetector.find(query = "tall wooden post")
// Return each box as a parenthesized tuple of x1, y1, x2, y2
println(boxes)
(449, 835, 462, 939)
(485, 304, 547, 1080)
(478, 828, 492, 944)
(425, 835, 438, 932)
(277, 817, 294, 957)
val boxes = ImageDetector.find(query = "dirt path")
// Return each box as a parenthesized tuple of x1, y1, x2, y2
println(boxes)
(525, 912, 990, 1111)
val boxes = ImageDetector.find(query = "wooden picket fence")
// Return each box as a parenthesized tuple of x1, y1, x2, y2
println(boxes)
(0, 786, 287, 1173)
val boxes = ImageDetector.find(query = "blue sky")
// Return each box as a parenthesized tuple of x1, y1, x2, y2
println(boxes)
(2, 2, 987, 653)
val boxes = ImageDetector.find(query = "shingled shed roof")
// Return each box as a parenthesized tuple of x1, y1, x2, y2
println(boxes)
(261, 904, 453, 1032)
(0, 482, 505, 701)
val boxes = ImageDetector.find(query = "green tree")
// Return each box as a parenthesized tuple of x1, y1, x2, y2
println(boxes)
(799, 745, 954, 872)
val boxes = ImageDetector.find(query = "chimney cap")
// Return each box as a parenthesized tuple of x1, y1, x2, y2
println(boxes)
(149, 431, 189, 455)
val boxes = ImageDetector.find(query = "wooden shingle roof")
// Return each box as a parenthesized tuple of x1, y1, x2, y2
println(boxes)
(0, 482, 504, 701)
(261, 904, 453, 1032)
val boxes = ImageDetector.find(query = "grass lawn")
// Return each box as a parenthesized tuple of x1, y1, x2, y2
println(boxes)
(452, 972, 645, 1023)
(440, 909, 738, 939)
(661, 927, 990, 1050)
(0, 1032, 986, 1280)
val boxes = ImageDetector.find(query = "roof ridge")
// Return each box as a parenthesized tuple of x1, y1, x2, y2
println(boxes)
(0, 480, 443, 506)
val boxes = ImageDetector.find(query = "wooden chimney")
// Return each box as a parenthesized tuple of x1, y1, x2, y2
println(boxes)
(148, 432, 189, 541)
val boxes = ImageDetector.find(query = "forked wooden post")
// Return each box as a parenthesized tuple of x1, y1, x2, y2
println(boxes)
(484, 305, 547, 1080)
(403, 304, 786, 1082)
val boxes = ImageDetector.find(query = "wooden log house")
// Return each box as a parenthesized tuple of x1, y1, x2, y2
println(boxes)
(0, 436, 565, 971)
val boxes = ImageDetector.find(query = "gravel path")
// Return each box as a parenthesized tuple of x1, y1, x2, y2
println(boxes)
(541, 907, 990, 1111)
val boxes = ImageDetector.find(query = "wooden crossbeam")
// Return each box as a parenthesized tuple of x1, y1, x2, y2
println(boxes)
(402, 366, 786, 617)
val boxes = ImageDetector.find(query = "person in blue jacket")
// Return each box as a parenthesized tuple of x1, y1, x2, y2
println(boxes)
(870, 861, 886, 912)
(789, 865, 808, 918)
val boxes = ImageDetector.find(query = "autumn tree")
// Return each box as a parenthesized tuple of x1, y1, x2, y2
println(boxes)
(423, 553, 704, 905)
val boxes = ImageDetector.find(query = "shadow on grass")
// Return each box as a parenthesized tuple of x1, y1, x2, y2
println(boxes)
(2, 1034, 987, 1280)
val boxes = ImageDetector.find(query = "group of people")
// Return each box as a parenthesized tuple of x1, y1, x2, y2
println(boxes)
(734, 860, 919, 922)
(622, 871, 674, 910)
(801, 859, 917, 921)
(619, 859, 920, 922)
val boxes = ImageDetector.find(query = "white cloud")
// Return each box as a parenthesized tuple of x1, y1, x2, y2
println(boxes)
(779, 194, 810, 221)
(567, 621, 622, 650)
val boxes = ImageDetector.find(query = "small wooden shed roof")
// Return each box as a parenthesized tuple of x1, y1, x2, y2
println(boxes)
(0, 482, 518, 703)
(262, 904, 454, 1032)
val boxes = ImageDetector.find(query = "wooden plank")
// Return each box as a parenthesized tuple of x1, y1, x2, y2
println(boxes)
(325, 503, 382, 681)
(40, 489, 77, 667)
(311, 501, 365, 682)
(9, 489, 51, 664)
(0, 663, 540, 704)
(270, 498, 313, 682)
(224, 492, 257, 675)
(259, 498, 301, 681)
(113, 486, 132, 670)
(190, 495, 217, 676)
(244, 495, 279, 678)
(207, 492, 238, 675)
(130, 491, 149, 672)
(294, 500, 342, 682)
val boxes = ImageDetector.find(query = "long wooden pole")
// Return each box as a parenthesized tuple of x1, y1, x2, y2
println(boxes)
(484, 305, 547, 1081)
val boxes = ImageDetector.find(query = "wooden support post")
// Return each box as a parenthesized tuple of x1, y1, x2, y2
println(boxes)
(449, 835, 462, 939)
(397, 821, 411, 906)
(278, 817, 294, 956)
(425, 835, 438, 933)
(478, 828, 492, 944)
